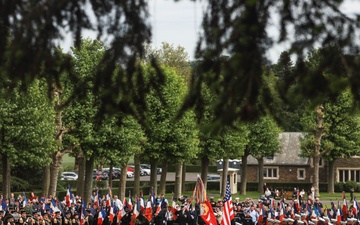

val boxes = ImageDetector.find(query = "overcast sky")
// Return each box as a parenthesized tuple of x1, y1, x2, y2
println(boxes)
(62, 0, 360, 62)
(148, 0, 360, 62)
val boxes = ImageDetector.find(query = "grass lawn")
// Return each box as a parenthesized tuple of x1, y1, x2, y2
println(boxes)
(62, 154, 75, 169)
(175, 191, 351, 208)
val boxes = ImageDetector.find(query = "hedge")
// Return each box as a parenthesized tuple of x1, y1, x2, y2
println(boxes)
(167, 165, 217, 173)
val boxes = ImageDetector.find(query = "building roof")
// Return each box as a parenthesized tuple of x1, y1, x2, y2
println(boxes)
(246, 132, 309, 166)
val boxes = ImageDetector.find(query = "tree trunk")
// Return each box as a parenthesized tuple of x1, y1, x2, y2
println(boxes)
(313, 105, 325, 197)
(174, 163, 183, 199)
(181, 162, 186, 193)
(240, 152, 249, 195)
(134, 154, 141, 196)
(150, 158, 158, 195)
(257, 157, 264, 193)
(313, 155, 320, 197)
(200, 156, 210, 190)
(328, 159, 335, 194)
(51, 88, 73, 196)
(221, 158, 229, 197)
(49, 151, 65, 196)
(84, 155, 95, 204)
(76, 151, 85, 198)
(2, 154, 10, 198)
(159, 162, 168, 195)
(42, 165, 51, 196)
(119, 163, 128, 200)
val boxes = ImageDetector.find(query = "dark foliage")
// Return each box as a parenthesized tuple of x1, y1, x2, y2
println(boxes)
(181, 0, 360, 127)
(1, 1, 360, 127)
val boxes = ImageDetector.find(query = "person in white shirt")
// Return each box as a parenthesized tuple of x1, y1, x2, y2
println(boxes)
(249, 205, 259, 225)
(113, 195, 123, 210)
(265, 188, 272, 199)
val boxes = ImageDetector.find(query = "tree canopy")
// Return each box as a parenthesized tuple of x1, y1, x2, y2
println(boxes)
(1, 1, 359, 127)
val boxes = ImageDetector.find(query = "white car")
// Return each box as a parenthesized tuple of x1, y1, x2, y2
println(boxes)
(61, 172, 78, 181)
(139, 165, 151, 176)
(127, 171, 134, 178)
(140, 164, 162, 174)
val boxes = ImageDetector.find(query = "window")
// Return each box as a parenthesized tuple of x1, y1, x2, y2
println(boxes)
(310, 157, 324, 168)
(263, 167, 279, 179)
(338, 169, 360, 183)
(266, 155, 274, 160)
(297, 169, 306, 180)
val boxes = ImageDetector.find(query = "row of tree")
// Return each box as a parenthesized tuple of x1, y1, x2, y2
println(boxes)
(1, 39, 360, 203)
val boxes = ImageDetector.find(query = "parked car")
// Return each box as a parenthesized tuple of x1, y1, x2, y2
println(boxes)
(127, 171, 134, 178)
(93, 170, 109, 180)
(140, 164, 162, 174)
(207, 174, 220, 181)
(102, 168, 121, 179)
(129, 166, 149, 176)
(61, 172, 78, 181)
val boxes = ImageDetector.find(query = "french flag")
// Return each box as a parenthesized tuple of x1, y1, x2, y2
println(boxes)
(171, 198, 178, 221)
(80, 201, 86, 225)
(66, 185, 72, 207)
(97, 209, 106, 225)
(257, 203, 263, 225)
(106, 189, 112, 207)
(336, 208, 341, 225)
(138, 197, 145, 212)
(94, 191, 99, 206)
(109, 206, 115, 223)
(131, 201, 138, 225)
(279, 202, 285, 223)
(353, 197, 358, 216)
(145, 200, 153, 222)
(342, 196, 347, 221)
(128, 197, 133, 211)
(106, 193, 111, 207)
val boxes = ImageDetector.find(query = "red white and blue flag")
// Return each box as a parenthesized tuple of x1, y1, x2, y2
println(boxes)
(106, 188, 112, 207)
(221, 176, 234, 225)
(94, 190, 100, 206)
(97, 209, 106, 225)
(66, 185, 72, 207)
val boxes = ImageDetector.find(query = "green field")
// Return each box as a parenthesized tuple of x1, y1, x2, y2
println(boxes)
(62, 154, 75, 170)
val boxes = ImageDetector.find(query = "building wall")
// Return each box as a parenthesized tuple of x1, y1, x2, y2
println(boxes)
(333, 157, 360, 183)
(245, 164, 328, 183)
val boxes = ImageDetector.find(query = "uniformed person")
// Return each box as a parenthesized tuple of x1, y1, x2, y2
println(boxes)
(72, 212, 80, 225)
(17, 210, 27, 225)
(63, 211, 73, 225)
(243, 211, 253, 225)
(84, 209, 94, 225)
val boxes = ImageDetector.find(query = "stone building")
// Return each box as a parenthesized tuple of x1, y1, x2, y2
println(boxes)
(232, 132, 360, 184)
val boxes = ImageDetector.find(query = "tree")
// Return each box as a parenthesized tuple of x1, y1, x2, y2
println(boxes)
(0, 80, 55, 197)
(142, 65, 199, 197)
(181, 1, 360, 128)
(98, 115, 145, 195)
(145, 42, 191, 84)
(247, 116, 282, 192)
(143, 43, 194, 195)
(2, 1, 360, 128)
(218, 124, 249, 197)
(301, 90, 360, 194)
(63, 38, 109, 203)
(298, 47, 360, 196)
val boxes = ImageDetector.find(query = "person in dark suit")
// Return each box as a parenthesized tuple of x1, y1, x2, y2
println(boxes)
(176, 206, 189, 225)
(121, 209, 132, 225)
(84, 209, 94, 225)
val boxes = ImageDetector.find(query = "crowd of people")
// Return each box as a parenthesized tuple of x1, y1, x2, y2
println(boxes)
(0, 187, 358, 225)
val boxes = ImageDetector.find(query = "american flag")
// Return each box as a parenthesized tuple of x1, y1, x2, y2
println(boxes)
(221, 176, 234, 225)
